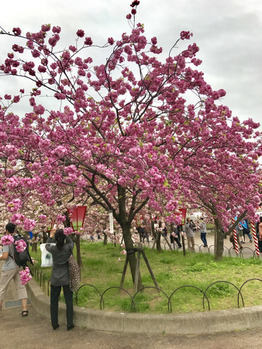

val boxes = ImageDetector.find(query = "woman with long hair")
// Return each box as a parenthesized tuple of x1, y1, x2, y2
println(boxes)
(46, 228, 74, 330)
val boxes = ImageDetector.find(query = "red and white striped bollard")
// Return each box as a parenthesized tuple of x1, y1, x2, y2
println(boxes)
(251, 221, 260, 256)
(232, 219, 239, 255)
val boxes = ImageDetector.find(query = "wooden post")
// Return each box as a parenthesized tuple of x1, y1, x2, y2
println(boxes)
(120, 247, 158, 292)
(76, 234, 82, 267)
(141, 250, 159, 289)
(182, 234, 186, 256)
(120, 254, 129, 288)
(134, 250, 141, 292)
(162, 234, 172, 251)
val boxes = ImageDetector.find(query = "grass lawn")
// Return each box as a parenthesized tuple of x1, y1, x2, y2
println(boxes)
(31, 241, 262, 314)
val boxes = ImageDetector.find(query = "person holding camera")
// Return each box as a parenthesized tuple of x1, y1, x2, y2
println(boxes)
(46, 227, 74, 330)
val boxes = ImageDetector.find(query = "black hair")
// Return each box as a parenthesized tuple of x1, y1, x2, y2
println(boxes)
(6, 222, 16, 234)
(55, 229, 65, 250)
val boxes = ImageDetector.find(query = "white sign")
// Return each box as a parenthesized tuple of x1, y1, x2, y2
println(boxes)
(109, 211, 114, 235)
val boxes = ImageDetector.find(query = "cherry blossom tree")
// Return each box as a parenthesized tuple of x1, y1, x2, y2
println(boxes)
(177, 116, 262, 259)
(0, 1, 261, 283)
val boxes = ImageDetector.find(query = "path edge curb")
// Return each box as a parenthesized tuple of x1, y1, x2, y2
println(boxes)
(26, 278, 262, 334)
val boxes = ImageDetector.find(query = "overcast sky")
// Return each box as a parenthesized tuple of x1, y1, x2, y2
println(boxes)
(1, 0, 261, 127)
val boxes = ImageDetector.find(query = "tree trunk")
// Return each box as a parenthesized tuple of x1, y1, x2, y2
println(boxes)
(115, 185, 143, 289)
(214, 218, 224, 261)
(32, 242, 37, 252)
(121, 223, 143, 290)
(156, 231, 162, 252)
(103, 232, 108, 245)
(43, 231, 48, 243)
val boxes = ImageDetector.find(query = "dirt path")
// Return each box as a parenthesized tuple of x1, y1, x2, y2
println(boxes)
(1, 305, 262, 349)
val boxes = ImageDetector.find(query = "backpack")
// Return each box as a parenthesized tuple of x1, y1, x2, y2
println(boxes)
(11, 234, 33, 268)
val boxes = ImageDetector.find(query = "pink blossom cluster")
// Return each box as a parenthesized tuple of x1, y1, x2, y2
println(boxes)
(165, 200, 178, 213)
(1, 235, 14, 245)
(19, 267, 32, 285)
(7, 198, 22, 213)
(22, 218, 36, 231)
(56, 215, 66, 224)
(9, 214, 36, 232)
(64, 227, 74, 235)
(10, 213, 25, 226)
(15, 239, 27, 252)
(126, 0, 140, 17)
(38, 214, 47, 222)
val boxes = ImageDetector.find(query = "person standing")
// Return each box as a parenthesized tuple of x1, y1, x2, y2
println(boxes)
(0, 223, 28, 316)
(139, 225, 149, 243)
(241, 219, 252, 243)
(46, 228, 74, 330)
(236, 223, 244, 249)
(185, 218, 195, 252)
(199, 218, 208, 247)
(189, 219, 197, 233)
(257, 217, 262, 252)
(170, 224, 182, 249)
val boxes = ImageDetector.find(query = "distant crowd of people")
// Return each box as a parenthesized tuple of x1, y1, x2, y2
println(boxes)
(15, 215, 262, 255)
(135, 216, 262, 253)
(136, 217, 208, 252)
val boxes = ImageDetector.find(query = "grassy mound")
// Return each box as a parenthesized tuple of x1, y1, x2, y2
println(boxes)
(31, 241, 262, 313)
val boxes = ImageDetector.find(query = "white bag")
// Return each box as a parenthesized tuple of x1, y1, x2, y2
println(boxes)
(40, 243, 55, 267)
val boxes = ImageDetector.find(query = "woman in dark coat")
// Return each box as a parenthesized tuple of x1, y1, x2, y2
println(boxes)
(46, 228, 74, 330)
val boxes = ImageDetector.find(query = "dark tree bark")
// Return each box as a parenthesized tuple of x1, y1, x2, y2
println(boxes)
(214, 217, 224, 261)
(103, 231, 108, 245)
(213, 209, 247, 261)
(116, 185, 143, 290)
